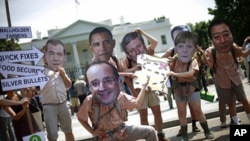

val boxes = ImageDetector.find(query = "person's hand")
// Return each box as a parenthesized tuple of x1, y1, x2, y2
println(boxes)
(21, 101, 29, 109)
(20, 97, 30, 104)
(196, 45, 204, 53)
(131, 64, 141, 72)
(92, 128, 106, 138)
(142, 75, 150, 87)
(244, 36, 250, 43)
(166, 71, 174, 76)
(57, 66, 66, 76)
(135, 28, 143, 34)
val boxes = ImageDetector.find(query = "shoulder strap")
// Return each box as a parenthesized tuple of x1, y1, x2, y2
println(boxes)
(231, 47, 238, 67)
(212, 48, 216, 74)
(127, 57, 133, 69)
(92, 98, 100, 128)
(111, 55, 118, 67)
(92, 99, 120, 129)
(114, 102, 121, 115)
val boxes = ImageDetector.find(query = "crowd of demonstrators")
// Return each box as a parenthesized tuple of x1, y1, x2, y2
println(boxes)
(204, 19, 250, 127)
(0, 97, 29, 141)
(40, 39, 75, 141)
(0, 75, 29, 141)
(77, 61, 158, 141)
(166, 31, 214, 141)
(121, 28, 169, 141)
(74, 75, 88, 106)
(161, 25, 201, 137)
(4, 88, 41, 141)
(4, 19, 250, 141)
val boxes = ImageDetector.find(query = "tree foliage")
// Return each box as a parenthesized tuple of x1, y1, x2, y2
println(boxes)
(0, 39, 21, 51)
(188, 21, 211, 49)
(208, 0, 250, 46)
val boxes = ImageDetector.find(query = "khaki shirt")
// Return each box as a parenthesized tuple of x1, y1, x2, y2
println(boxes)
(41, 68, 67, 104)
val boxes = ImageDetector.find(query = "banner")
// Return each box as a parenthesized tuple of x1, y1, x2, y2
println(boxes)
(133, 54, 170, 91)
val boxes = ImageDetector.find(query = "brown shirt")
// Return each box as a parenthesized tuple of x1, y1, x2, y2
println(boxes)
(77, 92, 137, 140)
(205, 47, 242, 89)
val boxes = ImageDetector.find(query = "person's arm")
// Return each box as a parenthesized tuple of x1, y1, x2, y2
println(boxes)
(134, 76, 150, 108)
(233, 42, 250, 57)
(0, 99, 28, 106)
(242, 36, 250, 50)
(167, 69, 196, 78)
(4, 102, 29, 120)
(203, 47, 214, 68)
(197, 45, 209, 65)
(58, 66, 72, 88)
(135, 28, 158, 50)
(166, 60, 197, 78)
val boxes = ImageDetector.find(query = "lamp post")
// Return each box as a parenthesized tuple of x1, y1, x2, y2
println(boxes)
(5, 0, 15, 50)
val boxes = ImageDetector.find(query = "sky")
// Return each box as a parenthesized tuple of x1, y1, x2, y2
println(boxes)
(0, 0, 216, 43)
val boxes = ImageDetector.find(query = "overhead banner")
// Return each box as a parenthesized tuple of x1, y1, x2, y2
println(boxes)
(0, 26, 32, 39)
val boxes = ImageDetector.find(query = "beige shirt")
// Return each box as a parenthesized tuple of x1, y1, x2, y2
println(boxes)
(41, 68, 67, 104)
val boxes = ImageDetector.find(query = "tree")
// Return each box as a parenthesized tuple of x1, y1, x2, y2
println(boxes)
(208, 0, 250, 46)
(0, 39, 21, 51)
(188, 21, 211, 49)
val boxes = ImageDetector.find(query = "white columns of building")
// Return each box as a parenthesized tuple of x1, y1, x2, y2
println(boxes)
(72, 42, 82, 76)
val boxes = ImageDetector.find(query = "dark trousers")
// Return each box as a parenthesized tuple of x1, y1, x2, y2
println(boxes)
(0, 116, 16, 141)
(78, 94, 87, 106)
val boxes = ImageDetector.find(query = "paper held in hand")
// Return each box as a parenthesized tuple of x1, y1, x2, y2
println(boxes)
(133, 54, 170, 91)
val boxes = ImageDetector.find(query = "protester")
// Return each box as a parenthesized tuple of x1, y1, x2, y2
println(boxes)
(205, 19, 250, 126)
(68, 81, 79, 116)
(166, 31, 214, 141)
(0, 98, 28, 106)
(41, 39, 75, 141)
(77, 61, 157, 141)
(121, 28, 169, 141)
(88, 26, 134, 121)
(88, 27, 131, 78)
(4, 88, 41, 141)
(161, 25, 201, 136)
(241, 36, 250, 83)
(74, 75, 87, 106)
(0, 95, 17, 141)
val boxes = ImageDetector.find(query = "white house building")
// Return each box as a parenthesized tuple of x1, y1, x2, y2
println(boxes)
(20, 17, 174, 80)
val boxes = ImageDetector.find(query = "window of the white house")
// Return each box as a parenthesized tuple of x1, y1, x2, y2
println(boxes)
(82, 49, 89, 59)
(66, 52, 72, 62)
(161, 35, 167, 45)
